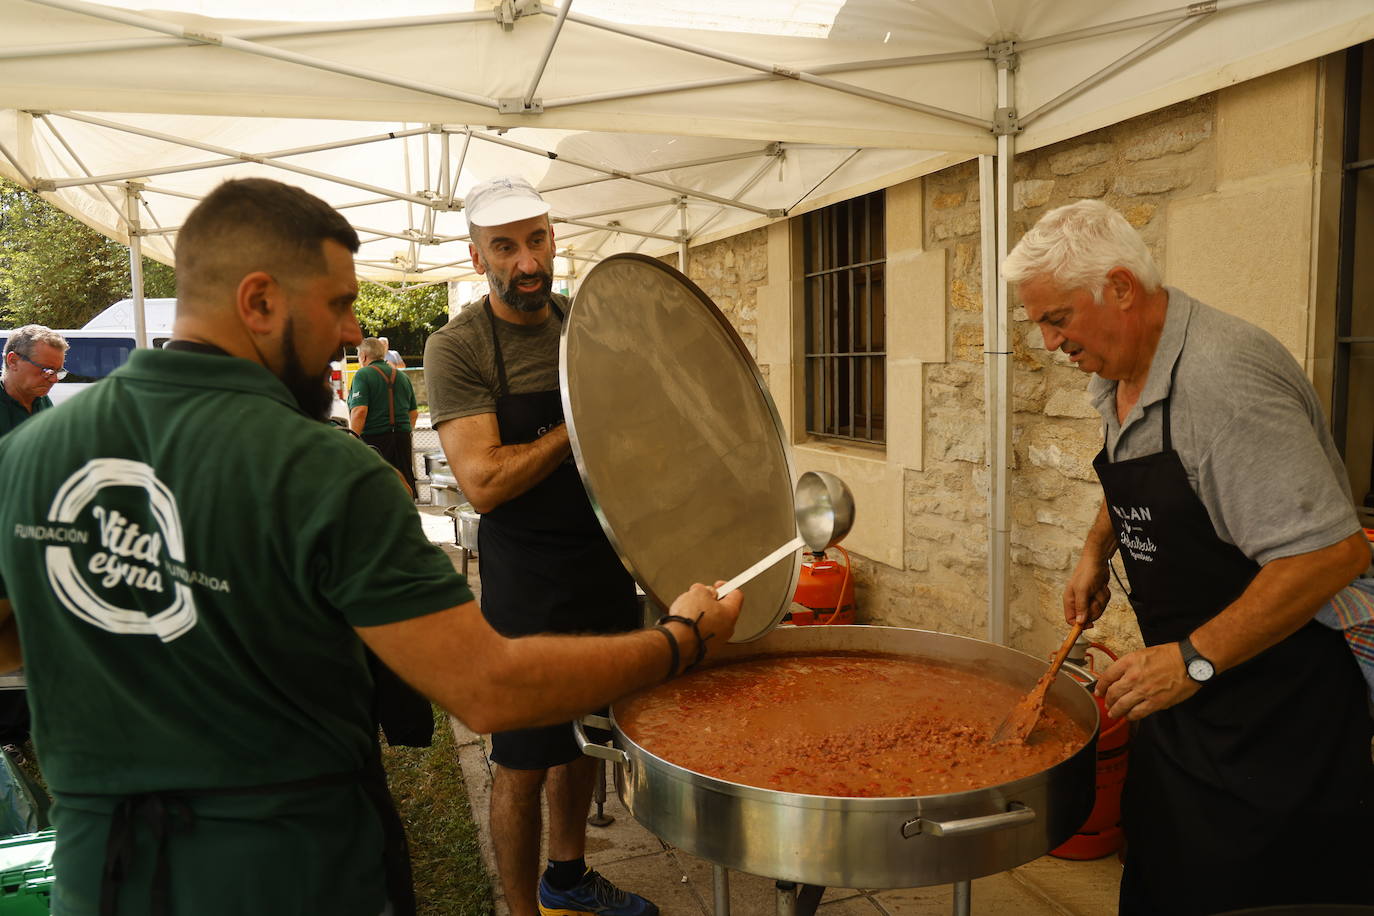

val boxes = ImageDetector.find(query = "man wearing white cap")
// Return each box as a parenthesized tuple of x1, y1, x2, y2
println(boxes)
(425, 178, 656, 916)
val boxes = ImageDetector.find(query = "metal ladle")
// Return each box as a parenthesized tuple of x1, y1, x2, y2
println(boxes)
(716, 471, 855, 598)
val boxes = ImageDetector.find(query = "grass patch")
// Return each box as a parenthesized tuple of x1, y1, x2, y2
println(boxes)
(382, 706, 494, 916)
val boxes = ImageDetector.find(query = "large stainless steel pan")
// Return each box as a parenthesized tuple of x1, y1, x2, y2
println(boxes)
(577, 625, 1098, 890)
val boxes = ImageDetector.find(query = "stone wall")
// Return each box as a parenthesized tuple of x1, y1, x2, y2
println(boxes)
(906, 94, 1224, 656)
(667, 227, 769, 360)
(672, 61, 1332, 661)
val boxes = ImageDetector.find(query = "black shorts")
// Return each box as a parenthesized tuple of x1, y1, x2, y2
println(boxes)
(489, 714, 613, 771)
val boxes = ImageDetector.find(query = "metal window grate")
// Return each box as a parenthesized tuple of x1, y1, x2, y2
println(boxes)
(1334, 41, 1374, 512)
(802, 190, 886, 444)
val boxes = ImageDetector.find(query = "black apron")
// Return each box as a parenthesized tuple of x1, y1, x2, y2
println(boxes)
(1095, 395, 1374, 916)
(475, 299, 636, 638)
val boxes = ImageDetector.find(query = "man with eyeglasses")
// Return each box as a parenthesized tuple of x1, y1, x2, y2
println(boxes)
(0, 325, 68, 438)
(0, 325, 66, 759)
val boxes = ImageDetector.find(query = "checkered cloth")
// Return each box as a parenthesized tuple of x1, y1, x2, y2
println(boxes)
(1316, 574, 1374, 705)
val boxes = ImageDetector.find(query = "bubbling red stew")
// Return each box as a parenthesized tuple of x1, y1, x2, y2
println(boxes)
(616, 652, 1090, 797)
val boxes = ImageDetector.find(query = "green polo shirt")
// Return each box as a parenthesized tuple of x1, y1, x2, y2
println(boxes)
(0, 382, 51, 438)
(0, 348, 471, 915)
(348, 362, 416, 434)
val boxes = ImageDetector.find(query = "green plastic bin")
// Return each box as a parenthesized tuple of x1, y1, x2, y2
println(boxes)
(0, 830, 54, 915)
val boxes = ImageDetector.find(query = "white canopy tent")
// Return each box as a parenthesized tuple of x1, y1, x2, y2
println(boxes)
(2, 0, 1372, 644)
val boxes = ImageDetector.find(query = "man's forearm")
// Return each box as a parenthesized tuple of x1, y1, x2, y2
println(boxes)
(348, 405, 367, 436)
(1082, 500, 1119, 564)
(443, 422, 571, 513)
(1191, 530, 1370, 674)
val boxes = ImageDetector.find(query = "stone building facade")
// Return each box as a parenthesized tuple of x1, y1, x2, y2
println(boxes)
(665, 56, 1366, 660)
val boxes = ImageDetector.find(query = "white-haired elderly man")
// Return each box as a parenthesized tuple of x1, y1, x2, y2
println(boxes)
(1003, 199, 1373, 915)
(1, 324, 68, 438)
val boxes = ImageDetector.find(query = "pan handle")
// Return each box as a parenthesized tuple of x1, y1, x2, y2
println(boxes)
(1060, 660, 1098, 693)
(900, 802, 1034, 839)
(573, 715, 630, 767)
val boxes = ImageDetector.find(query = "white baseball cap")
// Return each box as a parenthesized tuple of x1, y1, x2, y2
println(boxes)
(464, 176, 551, 228)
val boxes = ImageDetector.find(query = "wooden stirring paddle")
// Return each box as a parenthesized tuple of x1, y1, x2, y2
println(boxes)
(991, 621, 1086, 744)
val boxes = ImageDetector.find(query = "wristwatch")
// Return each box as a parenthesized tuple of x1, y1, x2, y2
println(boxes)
(1179, 636, 1215, 684)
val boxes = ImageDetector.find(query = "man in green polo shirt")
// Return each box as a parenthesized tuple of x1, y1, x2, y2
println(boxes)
(0, 325, 67, 438)
(349, 336, 418, 494)
(0, 325, 67, 757)
(0, 178, 742, 916)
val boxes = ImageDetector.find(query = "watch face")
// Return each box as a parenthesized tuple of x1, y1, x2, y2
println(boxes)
(1187, 657, 1215, 682)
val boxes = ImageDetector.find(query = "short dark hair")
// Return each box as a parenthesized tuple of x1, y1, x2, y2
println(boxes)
(175, 178, 359, 305)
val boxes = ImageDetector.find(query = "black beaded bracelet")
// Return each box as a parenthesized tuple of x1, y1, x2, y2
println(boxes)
(651, 624, 680, 682)
(656, 613, 711, 674)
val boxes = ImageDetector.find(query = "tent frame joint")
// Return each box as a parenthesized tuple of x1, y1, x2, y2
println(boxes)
(988, 40, 1019, 72)
(496, 0, 541, 31)
(993, 107, 1022, 136)
(499, 97, 544, 114)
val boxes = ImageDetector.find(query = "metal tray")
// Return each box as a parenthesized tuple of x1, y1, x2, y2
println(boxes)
(560, 253, 799, 641)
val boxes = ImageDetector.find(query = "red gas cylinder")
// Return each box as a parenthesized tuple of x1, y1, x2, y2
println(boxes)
(787, 550, 856, 626)
(1051, 641, 1129, 860)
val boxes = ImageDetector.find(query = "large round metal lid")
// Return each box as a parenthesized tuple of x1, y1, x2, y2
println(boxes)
(560, 253, 798, 642)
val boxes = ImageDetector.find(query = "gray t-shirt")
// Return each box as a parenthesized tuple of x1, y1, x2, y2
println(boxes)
(1089, 287, 1368, 570)
(424, 294, 570, 426)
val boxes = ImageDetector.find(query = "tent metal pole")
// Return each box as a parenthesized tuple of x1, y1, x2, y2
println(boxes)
(983, 53, 1015, 648)
(536, 147, 776, 193)
(1019, 16, 1210, 127)
(41, 114, 433, 198)
(40, 114, 434, 205)
(678, 199, 690, 275)
(566, 199, 679, 221)
(124, 184, 148, 350)
(552, 9, 992, 130)
(546, 74, 777, 108)
(0, 141, 35, 186)
(0, 11, 501, 62)
(31, 114, 125, 219)
(689, 150, 786, 241)
(439, 130, 451, 203)
(558, 217, 678, 242)
(28, 0, 502, 111)
(523, 0, 572, 110)
(468, 129, 780, 216)
(1016, 0, 1271, 52)
(543, 48, 990, 110)
(446, 129, 472, 209)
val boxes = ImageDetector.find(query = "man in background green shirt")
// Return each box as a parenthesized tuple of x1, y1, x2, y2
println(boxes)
(349, 336, 418, 495)
(0, 325, 66, 438)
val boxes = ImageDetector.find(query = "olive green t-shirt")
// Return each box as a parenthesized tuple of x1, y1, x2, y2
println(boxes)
(347, 361, 417, 434)
(0, 348, 472, 915)
(424, 294, 570, 425)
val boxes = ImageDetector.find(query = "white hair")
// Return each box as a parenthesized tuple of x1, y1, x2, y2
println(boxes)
(1002, 200, 1161, 302)
(3, 325, 68, 360)
(358, 337, 386, 361)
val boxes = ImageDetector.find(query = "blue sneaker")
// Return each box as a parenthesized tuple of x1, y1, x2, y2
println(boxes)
(537, 869, 659, 916)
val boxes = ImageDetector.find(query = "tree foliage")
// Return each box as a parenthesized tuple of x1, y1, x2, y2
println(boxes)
(354, 280, 449, 358)
(0, 179, 175, 330)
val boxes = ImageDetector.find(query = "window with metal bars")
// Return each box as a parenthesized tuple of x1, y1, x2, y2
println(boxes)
(1333, 41, 1374, 518)
(802, 190, 886, 445)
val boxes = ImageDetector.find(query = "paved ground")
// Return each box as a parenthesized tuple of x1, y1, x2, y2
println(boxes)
(417, 507, 1124, 916)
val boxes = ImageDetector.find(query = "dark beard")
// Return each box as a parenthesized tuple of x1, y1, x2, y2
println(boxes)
(280, 316, 335, 422)
(490, 268, 553, 313)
